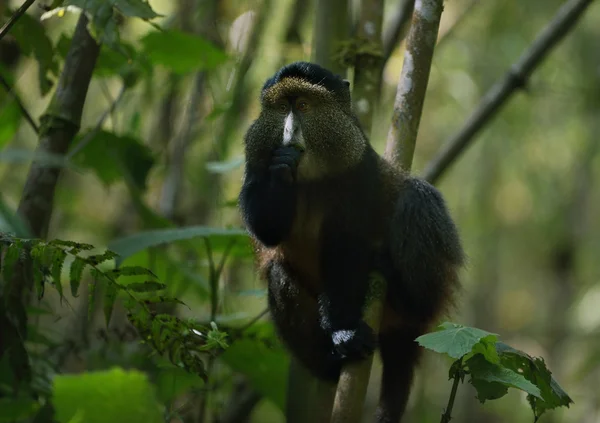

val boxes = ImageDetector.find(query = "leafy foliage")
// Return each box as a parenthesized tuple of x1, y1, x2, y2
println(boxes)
(417, 323, 574, 421)
(70, 130, 155, 189)
(140, 30, 228, 74)
(0, 234, 227, 382)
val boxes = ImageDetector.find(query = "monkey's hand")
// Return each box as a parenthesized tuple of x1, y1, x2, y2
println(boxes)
(269, 146, 303, 184)
(331, 321, 377, 361)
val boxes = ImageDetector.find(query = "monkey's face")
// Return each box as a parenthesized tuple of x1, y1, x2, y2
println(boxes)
(256, 77, 367, 180)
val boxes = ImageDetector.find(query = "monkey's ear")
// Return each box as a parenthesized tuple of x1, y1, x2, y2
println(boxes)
(343, 79, 350, 87)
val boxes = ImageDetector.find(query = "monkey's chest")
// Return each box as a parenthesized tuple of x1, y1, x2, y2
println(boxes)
(280, 203, 323, 295)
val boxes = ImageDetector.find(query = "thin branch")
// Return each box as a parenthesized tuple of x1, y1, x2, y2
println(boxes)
(384, 0, 445, 172)
(0, 74, 39, 133)
(0, 0, 36, 43)
(382, 0, 415, 62)
(440, 360, 462, 423)
(422, 0, 595, 184)
(158, 72, 205, 219)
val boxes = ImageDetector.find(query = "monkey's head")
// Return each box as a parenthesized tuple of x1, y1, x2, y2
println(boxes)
(245, 62, 368, 180)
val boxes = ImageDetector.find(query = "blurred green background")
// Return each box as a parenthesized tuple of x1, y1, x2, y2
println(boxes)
(0, 0, 599, 422)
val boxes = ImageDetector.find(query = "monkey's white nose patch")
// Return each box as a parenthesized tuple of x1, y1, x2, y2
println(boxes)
(283, 112, 305, 147)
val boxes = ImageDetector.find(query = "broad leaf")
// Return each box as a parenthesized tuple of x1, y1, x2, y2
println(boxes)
(108, 226, 251, 261)
(71, 130, 154, 189)
(140, 30, 228, 74)
(416, 322, 498, 359)
(496, 342, 573, 418)
(466, 354, 542, 403)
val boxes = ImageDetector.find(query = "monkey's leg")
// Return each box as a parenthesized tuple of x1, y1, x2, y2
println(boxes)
(267, 260, 341, 381)
(375, 324, 424, 423)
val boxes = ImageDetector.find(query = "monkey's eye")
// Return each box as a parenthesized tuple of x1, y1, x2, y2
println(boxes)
(277, 102, 289, 114)
(296, 98, 310, 113)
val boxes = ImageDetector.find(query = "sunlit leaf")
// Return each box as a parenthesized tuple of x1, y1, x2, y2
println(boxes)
(53, 368, 163, 423)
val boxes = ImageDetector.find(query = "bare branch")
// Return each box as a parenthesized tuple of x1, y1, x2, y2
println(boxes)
(352, 0, 385, 132)
(422, 0, 595, 184)
(384, 0, 445, 172)
(17, 14, 100, 238)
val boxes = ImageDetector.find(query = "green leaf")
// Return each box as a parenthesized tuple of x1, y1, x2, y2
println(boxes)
(69, 257, 87, 296)
(415, 322, 498, 360)
(88, 280, 97, 321)
(103, 281, 118, 327)
(50, 239, 95, 251)
(140, 30, 228, 74)
(1, 242, 20, 285)
(86, 250, 119, 266)
(53, 368, 163, 423)
(0, 101, 22, 150)
(495, 342, 573, 418)
(70, 130, 154, 189)
(127, 281, 167, 293)
(111, 266, 157, 279)
(11, 14, 59, 95)
(108, 226, 251, 261)
(51, 248, 67, 298)
(0, 397, 40, 422)
(114, 0, 161, 19)
(466, 354, 542, 402)
(143, 296, 187, 307)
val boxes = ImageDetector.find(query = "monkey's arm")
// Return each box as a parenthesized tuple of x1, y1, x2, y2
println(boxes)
(239, 147, 301, 247)
(318, 226, 376, 359)
(389, 177, 464, 322)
